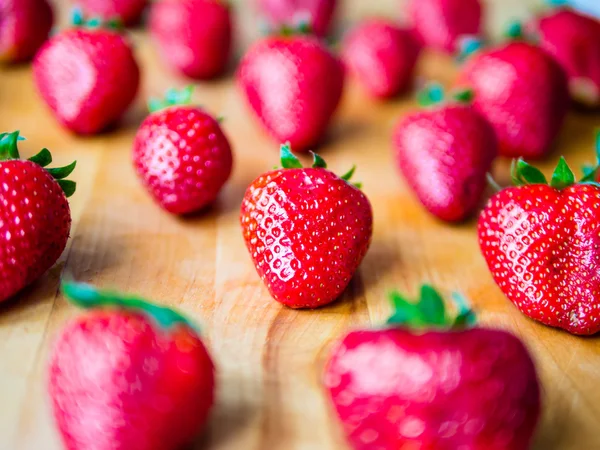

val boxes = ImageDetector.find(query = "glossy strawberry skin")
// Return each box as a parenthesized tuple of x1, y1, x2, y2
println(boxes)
(324, 327, 540, 450)
(479, 184, 600, 335)
(237, 36, 344, 152)
(240, 168, 372, 308)
(255, 0, 337, 37)
(408, 0, 482, 54)
(79, 0, 147, 26)
(532, 8, 600, 108)
(133, 106, 233, 215)
(33, 28, 140, 135)
(0, 160, 71, 302)
(49, 310, 215, 450)
(150, 0, 232, 80)
(0, 0, 53, 63)
(458, 42, 569, 159)
(394, 105, 497, 222)
(343, 20, 421, 99)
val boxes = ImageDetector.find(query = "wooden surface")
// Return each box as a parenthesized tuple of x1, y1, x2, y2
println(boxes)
(2, 1, 600, 449)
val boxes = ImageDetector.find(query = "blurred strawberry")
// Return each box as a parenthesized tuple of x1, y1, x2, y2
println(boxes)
(33, 13, 140, 134)
(0, 0, 53, 63)
(150, 0, 232, 80)
(78, 0, 147, 26)
(343, 19, 421, 98)
(256, 0, 337, 37)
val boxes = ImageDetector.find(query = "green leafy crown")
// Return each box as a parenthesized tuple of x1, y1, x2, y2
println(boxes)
(387, 284, 476, 330)
(417, 83, 474, 108)
(71, 7, 123, 30)
(0, 131, 76, 197)
(148, 85, 195, 113)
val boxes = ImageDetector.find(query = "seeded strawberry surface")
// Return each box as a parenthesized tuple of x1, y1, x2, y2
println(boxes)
(240, 168, 372, 308)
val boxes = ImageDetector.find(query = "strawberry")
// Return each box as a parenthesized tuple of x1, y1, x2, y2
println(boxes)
(342, 19, 421, 99)
(237, 31, 344, 152)
(479, 146, 600, 335)
(133, 86, 233, 215)
(33, 14, 140, 135)
(407, 0, 483, 54)
(240, 144, 372, 308)
(457, 40, 569, 159)
(530, 8, 600, 108)
(78, 0, 147, 26)
(0, 131, 76, 303)
(49, 281, 215, 450)
(150, 0, 232, 80)
(0, 0, 53, 63)
(393, 84, 497, 222)
(324, 285, 541, 450)
(255, 0, 337, 37)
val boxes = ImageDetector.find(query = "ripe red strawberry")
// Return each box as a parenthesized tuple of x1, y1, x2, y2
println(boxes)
(150, 0, 232, 80)
(240, 145, 372, 308)
(78, 0, 148, 26)
(457, 41, 569, 159)
(33, 16, 140, 135)
(342, 19, 421, 99)
(530, 8, 600, 108)
(324, 285, 541, 450)
(393, 85, 497, 222)
(255, 0, 337, 37)
(0, 131, 76, 303)
(133, 87, 233, 215)
(0, 0, 53, 63)
(49, 281, 215, 450)
(407, 0, 483, 54)
(479, 150, 600, 335)
(237, 32, 344, 152)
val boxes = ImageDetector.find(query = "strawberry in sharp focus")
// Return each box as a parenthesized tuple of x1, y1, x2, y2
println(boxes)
(237, 29, 344, 152)
(479, 144, 600, 335)
(0, 131, 76, 303)
(407, 0, 483, 54)
(393, 84, 497, 222)
(133, 86, 233, 215)
(150, 0, 232, 80)
(255, 0, 337, 37)
(530, 8, 600, 108)
(78, 0, 148, 26)
(49, 282, 215, 450)
(33, 12, 140, 135)
(457, 39, 569, 159)
(0, 0, 53, 63)
(240, 144, 372, 308)
(342, 19, 421, 99)
(324, 285, 541, 450)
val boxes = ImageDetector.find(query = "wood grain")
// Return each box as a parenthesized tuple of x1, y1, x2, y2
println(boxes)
(1, 1, 599, 449)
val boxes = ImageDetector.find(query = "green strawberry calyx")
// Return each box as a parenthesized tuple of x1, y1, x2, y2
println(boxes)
(387, 284, 476, 330)
(71, 7, 123, 31)
(148, 85, 195, 113)
(0, 131, 76, 198)
(279, 143, 362, 189)
(456, 35, 485, 62)
(417, 83, 474, 108)
(62, 281, 199, 332)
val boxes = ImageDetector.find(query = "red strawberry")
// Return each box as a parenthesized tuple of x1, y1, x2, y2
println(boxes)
(342, 19, 421, 99)
(78, 0, 148, 26)
(407, 0, 483, 54)
(393, 85, 497, 221)
(240, 144, 372, 308)
(479, 149, 600, 335)
(133, 87, 233, 215)
(49, 281, 215, 450)
(0, 131, 76, 303)
(0, 0, 53, 63)
(530, 8, 600, 108)
(255, 0, 337, 37)
(33, 16, 140, 135)
(150, 0, 232, 80)
(324, 285, 541, 450)
(237, 32, 344, 152)
(457, 41, 569, 159)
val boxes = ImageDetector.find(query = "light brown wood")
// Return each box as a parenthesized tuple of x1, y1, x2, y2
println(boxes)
(1, 1, 599, 449)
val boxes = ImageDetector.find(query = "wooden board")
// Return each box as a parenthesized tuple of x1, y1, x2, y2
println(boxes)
(1, 1, 600, 449)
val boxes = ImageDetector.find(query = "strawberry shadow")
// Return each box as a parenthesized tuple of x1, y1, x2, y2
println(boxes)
(318, 118, 370, 152)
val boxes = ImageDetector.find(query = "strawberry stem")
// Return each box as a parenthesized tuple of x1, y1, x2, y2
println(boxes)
(148, 86, 195, 113)
(504, 20, 525, 40)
